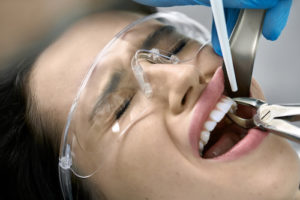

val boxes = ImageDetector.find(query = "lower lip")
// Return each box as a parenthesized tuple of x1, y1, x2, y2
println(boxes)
(213, 128, 268, 161)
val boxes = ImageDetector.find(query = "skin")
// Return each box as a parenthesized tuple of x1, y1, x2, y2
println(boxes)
(29, 11, 300, 200)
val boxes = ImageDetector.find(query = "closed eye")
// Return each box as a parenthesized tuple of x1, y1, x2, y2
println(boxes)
(115, 96, 133, 120)
(168, 38, 188, 56)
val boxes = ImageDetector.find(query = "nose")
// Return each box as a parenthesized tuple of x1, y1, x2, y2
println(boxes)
(140, 46, 223, 114)
(141, 61, 202, 114)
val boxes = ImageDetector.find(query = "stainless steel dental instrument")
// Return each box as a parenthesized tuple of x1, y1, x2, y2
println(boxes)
(228, 97, 300, 143)
(223, 9, 266, 97)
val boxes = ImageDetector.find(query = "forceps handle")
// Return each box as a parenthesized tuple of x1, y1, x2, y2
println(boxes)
(262, 104, 300, 122)
(256, 118, 300, 143)
(224, 9, 266, 97)
(279, 104, 300, 122)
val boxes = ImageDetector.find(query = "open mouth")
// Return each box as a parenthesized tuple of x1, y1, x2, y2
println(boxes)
(198, 96, 248, 158)
(189, 67, 267, 160)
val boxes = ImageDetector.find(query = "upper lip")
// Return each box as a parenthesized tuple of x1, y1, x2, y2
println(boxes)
(188, 67, 225, 157)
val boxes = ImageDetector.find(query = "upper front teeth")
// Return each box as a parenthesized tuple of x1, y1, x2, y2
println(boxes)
(200, 131, 210, 144)
(199, 96, 236, 155)
(204, 121, 217, 131)
(210, 110, 224, 122)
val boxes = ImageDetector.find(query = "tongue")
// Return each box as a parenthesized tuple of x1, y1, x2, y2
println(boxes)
(203, 125, 247, 159)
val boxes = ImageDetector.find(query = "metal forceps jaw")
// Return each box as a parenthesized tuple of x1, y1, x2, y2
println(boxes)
(256, 103, 300, 143)
(227, 97, 265, 129)
(228, 97, 300, 143)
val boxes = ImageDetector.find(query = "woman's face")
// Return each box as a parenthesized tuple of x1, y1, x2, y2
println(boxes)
(30, 11, 300, 200)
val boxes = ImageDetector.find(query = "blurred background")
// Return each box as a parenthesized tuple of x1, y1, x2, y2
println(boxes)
(0, 1, 299, 152)
(0, 0, 150, 66)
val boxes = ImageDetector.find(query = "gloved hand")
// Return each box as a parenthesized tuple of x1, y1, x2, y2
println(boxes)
(133, 0, 293, 56)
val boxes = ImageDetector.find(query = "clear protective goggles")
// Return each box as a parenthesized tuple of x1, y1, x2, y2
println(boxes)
(59, 11, 210, 199)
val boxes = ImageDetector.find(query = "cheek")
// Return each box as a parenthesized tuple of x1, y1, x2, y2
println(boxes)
(114, 115, 175, 178)
(251, 136, 300, 199)
(93, 114, 194, 199)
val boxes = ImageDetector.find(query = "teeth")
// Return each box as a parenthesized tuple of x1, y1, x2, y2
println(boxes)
(200, 131, 210, 144)
(215, 97, 234, 112)
(210, 110, 224, 122)
(204, 121, 217, 131)
(216, 101, 232, 113)
(198, 96, 236, 156)
(199, 141, 204, 152)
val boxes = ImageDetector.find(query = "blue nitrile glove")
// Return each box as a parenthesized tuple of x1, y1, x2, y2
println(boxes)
(133, 0, 293, 56)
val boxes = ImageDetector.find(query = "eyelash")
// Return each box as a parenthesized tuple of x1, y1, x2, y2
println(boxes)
(169, 39, 188, 56)
(115, 96, 133, 120)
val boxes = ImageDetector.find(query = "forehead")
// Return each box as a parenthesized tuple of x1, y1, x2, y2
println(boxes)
(29, 11, 144, 124)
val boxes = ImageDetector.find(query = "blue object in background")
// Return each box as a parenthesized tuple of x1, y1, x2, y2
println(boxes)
(133, 0, 293, 56)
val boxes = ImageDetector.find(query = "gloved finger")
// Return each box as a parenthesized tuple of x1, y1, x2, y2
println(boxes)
(133, 0, 200, 7)
(133, 0, 279, 8)
(220, 0, 279, 9)
(262, 0, 293, 41)
(211, 8, 240, 56)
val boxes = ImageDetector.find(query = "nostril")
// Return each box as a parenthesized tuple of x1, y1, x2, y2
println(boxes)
(181, 87, 192, 105)
(181, 94, 187, 105)
(199, 75, 205, 84)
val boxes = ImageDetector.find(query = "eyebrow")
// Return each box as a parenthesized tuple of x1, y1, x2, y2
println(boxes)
(90, 25, 175, 121)
(141, 25, 176, 49)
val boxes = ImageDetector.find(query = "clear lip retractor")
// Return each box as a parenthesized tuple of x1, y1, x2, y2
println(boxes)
(58, 11, 210, 200)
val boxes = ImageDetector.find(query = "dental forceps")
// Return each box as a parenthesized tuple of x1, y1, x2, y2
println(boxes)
(228, 97, 300, 143)
(223, 9, 265, 97)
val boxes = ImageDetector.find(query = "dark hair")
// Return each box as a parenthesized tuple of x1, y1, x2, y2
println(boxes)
(0, 4, 156, 200)
(0, 51, 100, 200)
(0, 54, 65, 200)
(5, 60, 110, 200)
